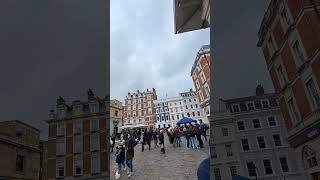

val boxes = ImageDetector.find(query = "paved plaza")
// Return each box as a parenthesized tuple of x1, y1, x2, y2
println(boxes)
(110, 136, 210, 180)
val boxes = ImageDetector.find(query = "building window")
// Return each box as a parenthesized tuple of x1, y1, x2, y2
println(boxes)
(187, 113, 190, 117)
(197, 111, 200, 116)
(74, 120, 82, 134)
(230, 166, 237, 177)
(268, 117, 277, 126)
(56, 158, 65, 178)
(161, 116, 164, 121)
(279, 157, 290, 173)
(74, 135, 82, 154)
(171, 108, 173, 113)
(186, 105, 188, 109)
(232, 104, 240, 113)
(261, 100, 270, 108)
(172, 115, 174, 120)
(195, 104, 198, 108)
(90, 133, 100, 151)
(57, 123, 65, 136)
(192, 112, 195, 117)
(91, 152, 100, 174)
(268, 36, 277, 55)
(247, 161, 257, 177)
(176, 115, 179, 120)
(273, 134, 282, 147)
(156, 109, 159, 114)
(280, 7, 291, 30)
(292, 40, 305, 67)
(277, 65, 288, 87)
(225, 144, 233, 156)
(211, 146, 217, 158)
(157, 117, 159, 122)
(253, 119, 261, 128)
(213, 168, 221, 180)
(56, 138, 65, 155)
(74, 157, 82, 176)
(241, 139, 250, 151)
(247, 102, 255, 111)
(306, 78, 320, 109)
(91, 118, 99, 132)
(263, 159, 273, 175)
(16, 155, 24, 173)
(115, 110, 118, 117)
(287, 98, 301, 126)
(237, 121, 245, 131)
(189, 99, 192, 103)
(191, 105, 193, 109)
(222, 128, 228, 136)
(303, 146, 318, 168)
(257, 136, 266, 149)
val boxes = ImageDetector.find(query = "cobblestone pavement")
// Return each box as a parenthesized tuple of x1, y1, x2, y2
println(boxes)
(110, 136, 210, 180)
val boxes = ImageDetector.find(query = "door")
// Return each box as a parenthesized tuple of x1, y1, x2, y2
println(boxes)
(312, 172, 320, 180)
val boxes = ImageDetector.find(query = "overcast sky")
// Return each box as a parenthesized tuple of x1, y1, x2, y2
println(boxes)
(0, 0, 107, 139)
(212, 0, 274, 99)
(110, 0, 210, 101)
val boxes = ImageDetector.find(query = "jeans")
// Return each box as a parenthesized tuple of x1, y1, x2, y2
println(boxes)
(126, 159, 133, 172)
(190, 137, 197, 148)
(117, 162, 125, 172)
(174, 136, 181, 145)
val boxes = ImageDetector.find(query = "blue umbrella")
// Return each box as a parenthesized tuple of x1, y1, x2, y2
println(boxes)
(176, 117, 197, 125)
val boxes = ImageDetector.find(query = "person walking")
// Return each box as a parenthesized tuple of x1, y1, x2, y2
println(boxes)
(146, 129, 152, 151)
(200, 122, 208, 142)
(125, 132, 137, 178)
(195, 124, 204, 148)
(159, 129, 165, 153)
(174, 127, 181, 147)
(184, 125, 190, 148)
(114, 136, 126, 179)
(140, 130, 146, 152)
(111, 134, 116, 152)
(153, 129, 158, 148)
(189, 125, 197, 149)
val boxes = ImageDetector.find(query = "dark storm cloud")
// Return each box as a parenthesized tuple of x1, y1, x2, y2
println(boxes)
(0, 0, 107, 139)
(212, 0, 274, 99)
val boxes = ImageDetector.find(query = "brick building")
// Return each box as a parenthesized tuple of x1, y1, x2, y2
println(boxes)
(191, 45, 211, 121)
(257, 1, 320, 179)
(46, 89, 109, 180)
(123, 88, 157, 128)
(0, 120, 45, 180)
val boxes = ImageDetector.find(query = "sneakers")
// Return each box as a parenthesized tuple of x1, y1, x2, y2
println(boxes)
(128, 172, 133, 178)
(115, 171, 120, 179)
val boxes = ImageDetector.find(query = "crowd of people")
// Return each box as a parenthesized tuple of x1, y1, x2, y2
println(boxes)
(111, 122, 209, 179)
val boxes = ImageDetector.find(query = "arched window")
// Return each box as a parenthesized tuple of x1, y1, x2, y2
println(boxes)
(302, 145, 318, 169)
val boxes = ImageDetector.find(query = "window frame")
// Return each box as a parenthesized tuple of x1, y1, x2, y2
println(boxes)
(257, 136, 266, 149)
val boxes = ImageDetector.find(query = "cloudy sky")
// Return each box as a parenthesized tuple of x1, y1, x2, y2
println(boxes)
(0, 0, 107, 139)
(111, 0, 274, 103)
(110, 0, 210, 101)
(212, 0, 274, 99)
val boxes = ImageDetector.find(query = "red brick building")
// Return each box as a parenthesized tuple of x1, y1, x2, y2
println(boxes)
(191, 45, 211, 121)
(123, 88, 157, 128)
(46, 89, 109, 180)
(257, 1, 320, 179)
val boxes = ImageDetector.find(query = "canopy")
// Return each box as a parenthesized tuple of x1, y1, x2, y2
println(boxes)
(176, 117, 197, 125)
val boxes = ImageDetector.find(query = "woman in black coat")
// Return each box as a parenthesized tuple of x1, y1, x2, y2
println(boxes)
(126, 133, 137, 178)
(159, 129, 165, 153)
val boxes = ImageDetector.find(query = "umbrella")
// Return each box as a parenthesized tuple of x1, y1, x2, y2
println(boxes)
(176, 117, 197, 125)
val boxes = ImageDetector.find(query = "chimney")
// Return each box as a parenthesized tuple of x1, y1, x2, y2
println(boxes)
(256, 84, 265, 96)
(57, 96, 65, 105)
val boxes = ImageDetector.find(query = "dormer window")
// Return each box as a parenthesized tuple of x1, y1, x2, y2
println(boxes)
(90, 104, 97, 114)
(232, 104, 240, 113)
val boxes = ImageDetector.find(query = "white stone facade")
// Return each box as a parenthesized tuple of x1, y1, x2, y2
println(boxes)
(154, 99, 170, 129)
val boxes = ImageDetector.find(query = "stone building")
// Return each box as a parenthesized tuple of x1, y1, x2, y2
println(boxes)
(123, 88, 157, 128)
(212, 85, 306, 180)
(46, 89, 109, 180)
(0, 120, 43, 180)
(110, 99, 123, 136)
(173, 0, 210, 34)
(154, 98, 170, 129)
(257, 1, 320, 179)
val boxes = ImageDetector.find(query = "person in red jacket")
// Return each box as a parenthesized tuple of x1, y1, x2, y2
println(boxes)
(174, 127, 182, 147)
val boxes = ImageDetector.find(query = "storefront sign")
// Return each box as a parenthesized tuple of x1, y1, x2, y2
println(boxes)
(290, 120, 320, 148)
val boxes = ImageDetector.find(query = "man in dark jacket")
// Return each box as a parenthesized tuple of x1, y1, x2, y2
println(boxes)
(126, 132, 137, 178)
(146, 129, 152, 151)
(159, 129, 165, 153)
